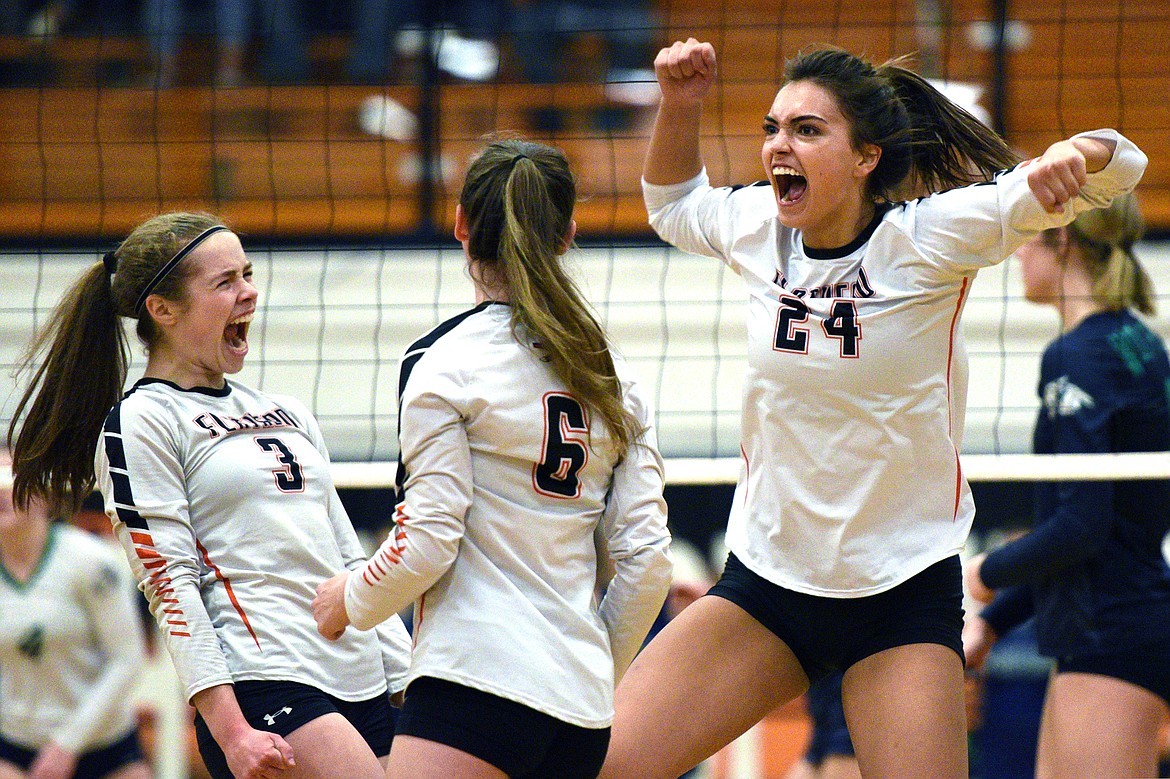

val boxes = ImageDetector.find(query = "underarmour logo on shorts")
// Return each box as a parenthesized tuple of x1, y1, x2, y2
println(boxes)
(263, 706, 292, 726)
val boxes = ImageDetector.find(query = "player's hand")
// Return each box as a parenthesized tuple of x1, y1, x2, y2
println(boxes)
(1026, 139, 1090, 213)
(313, 571, 351, 640)
(654, 38, 717, 106)
(224, 728, 295, 779)
(27, 742, 77, 779)
(962, 613, 999, 671)
(963, 552, 995, 604)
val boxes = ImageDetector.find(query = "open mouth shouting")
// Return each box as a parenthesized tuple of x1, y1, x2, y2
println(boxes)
(772, 165, 808, 205)
(225, 312, 253, 354)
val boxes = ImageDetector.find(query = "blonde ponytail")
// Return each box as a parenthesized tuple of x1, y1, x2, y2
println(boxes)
(461, 140, 642, 457)
(1068, 193, 1154, 315)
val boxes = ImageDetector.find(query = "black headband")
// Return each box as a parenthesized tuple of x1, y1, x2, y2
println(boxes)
(134, 225, 228, 314)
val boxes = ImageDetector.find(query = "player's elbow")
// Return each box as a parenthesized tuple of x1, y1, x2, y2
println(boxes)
(625, 537, 674, 601)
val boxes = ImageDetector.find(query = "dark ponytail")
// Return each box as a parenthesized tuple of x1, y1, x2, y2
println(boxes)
(8, 212, 225, 514)
(8, 262, 128, 515)
(784, 48, 1021, 201)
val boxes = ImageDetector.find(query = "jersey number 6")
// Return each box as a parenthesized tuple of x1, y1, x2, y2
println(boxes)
(533, 393, 589, 499)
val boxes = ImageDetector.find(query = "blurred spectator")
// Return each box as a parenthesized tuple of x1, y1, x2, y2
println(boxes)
(969, 619, 1050, 779)
(0, 0, 36, 34)
(2, 0, 133, 38)
(140, 0, 309, 87)
(510, 0, 654, 87)
(346, 0, 503, 84)
(0, 0, 138, 87)
(509, 0, 658, 131)
(21, 0, 74, 38)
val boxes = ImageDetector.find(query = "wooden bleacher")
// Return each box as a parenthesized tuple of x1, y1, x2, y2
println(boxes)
(1, 0, 1168, 241)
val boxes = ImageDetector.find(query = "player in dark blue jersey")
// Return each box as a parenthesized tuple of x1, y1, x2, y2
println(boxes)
(965, 192, 1170, 778)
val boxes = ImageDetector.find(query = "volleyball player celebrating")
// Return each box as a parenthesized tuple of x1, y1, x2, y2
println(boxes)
(8, 213, 412, 779)
(964, 192, 1170, 778)
(1, 450, 152, 779)
(311, 139, 672, 779)
(597, 39, 1148, 779)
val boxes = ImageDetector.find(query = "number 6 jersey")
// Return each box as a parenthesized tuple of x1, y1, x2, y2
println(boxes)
(94, 378, 412, 704)
(344, 301, 673, 729)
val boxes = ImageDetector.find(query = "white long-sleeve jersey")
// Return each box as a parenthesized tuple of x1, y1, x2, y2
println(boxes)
(644, 129, 1146, 597)
(345, 302, 672, 729)
(95, 379, 412, 703)
(0, 524, 145, 753)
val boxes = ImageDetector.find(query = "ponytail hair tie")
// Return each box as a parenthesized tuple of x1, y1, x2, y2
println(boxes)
(102, 251, 118, 276)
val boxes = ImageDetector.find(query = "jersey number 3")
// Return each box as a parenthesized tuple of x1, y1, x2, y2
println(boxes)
(533, 393, 588, 499)
(256, 437, 306, 493)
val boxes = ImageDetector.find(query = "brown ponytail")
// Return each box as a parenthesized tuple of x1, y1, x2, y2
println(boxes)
(8, 212, 225, 514)
(784, 47, 1021, 200)
(461, 140, 643, 457)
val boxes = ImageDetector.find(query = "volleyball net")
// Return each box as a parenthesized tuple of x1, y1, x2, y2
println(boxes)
(2, 0, 1170, 488)
(4, 239, 1170, 490)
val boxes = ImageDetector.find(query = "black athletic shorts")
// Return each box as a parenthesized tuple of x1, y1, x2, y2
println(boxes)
(1058, 649, 1170, 707)
(396, 676, 611, 779)
(0, 729, 144, 778)
(708, 552, 965, 683)
(193, 680, 396, 779)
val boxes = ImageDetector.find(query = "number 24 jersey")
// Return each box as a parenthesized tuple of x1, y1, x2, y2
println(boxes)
(644, 129, 1147, 598)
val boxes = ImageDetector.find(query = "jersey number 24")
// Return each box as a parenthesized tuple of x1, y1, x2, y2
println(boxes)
(774, 296, 861, 358)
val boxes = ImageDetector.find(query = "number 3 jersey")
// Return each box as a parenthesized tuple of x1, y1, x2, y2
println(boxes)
(344, 301, 673, 729)
(644, 128, 1147, 598)
(94, 378, 412, 704)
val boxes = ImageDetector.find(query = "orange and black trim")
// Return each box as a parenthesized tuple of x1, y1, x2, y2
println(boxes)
(102, 399, 192, 638)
